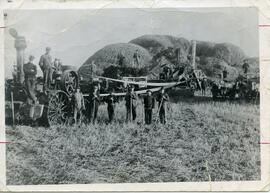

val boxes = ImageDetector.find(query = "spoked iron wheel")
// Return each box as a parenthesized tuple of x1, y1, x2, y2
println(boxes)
(61, 70, 78, 96)
(47, 91, 71, 126)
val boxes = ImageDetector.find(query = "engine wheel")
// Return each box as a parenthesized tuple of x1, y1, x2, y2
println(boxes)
(47, 91, 72, 126)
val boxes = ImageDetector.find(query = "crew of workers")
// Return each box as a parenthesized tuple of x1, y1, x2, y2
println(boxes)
(72, 84, 170, 125)
(22, 46, 251, 124)
(116, 49, 141, 68)
(23, 47, 62, 105)
(24, 47, 143, 106)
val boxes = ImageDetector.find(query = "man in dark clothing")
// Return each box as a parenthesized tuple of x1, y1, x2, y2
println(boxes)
(163, 65, 172, 80)
(168, 67, 173, 80)
(144, 90, 155, 124)
(89, 61, 97, 79)
(117, 52, 125, 67)
(156, 88, 169, 124)
(39, 47, 53, 91)
(105, 91, 116, 123)
(163, 66, 169, 79)
(133, 49, 140, 68)
(88, 85, 100, 124)
(175, 47, 181, 64)
(159, 72, 165, 80)
(242, 60, 250, 75)
(125, 86, 137, 122)
(222, 67, 228, 80)
(23, 55, 37, 104)
(200, 78, 207, 96)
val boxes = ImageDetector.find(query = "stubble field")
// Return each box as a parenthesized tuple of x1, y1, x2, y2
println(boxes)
(6, 100, 260, 185)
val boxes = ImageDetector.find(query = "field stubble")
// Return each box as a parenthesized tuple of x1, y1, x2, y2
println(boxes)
(6, 100, 260, 184)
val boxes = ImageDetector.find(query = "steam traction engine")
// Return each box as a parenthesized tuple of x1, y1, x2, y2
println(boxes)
(5, 66, 79, 126)
(5, 28, 79, 126)
(210, 74, 259, 101)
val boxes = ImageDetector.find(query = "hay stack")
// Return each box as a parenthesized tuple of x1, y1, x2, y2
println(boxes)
(198, 57, 239, 81)
(78, 43, 152, 81)
(78, 34, 256, 82)
(130, 35, 190, 56)
(213, 43, 246, 66)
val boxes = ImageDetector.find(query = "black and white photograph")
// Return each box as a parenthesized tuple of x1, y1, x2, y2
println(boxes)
(1, 3, 268, 191)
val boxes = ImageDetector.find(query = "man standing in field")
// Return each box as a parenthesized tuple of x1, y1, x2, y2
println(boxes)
(242, 59, 250, 76)
(133, 49, 141, 68)
(200, 78, 207, 96)
(156, 87, 169, 124)
(73, 87, 85, 125)
(88, 85, 100, 124)
(104, 90, 116, 123)
(125, 86, 137, 122)
(23, 55, 37, 104)
(144, 90, 155, 124)
(222, 67, 228, 80)
(39, 47, 53, 92)
(117, 52, 125, 67)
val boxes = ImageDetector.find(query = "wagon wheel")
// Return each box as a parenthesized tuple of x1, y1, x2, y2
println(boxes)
(47, 91, 71, 126)
(61, 70, 78, 96)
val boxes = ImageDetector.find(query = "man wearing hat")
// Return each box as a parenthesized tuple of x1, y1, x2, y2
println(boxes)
(242, 59, 250, 76)
(88, 84, 100, 124)
(23, 55, 37, 104)
(104, 90, 116, 123)
(125, 85, 137, 122)
(144, 90, 155, 124)
(222, 67, 228, 80)
(39, 47, 53, 91)
(73, 87, 85, 125)
(156, 87, 169, 124)
(133, 49, 140, 68)
(53, 58, 62, 72)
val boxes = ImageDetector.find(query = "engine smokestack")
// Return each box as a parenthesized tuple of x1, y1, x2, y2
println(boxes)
(191, 40, 196, 69)
(9, 28, 27, 84)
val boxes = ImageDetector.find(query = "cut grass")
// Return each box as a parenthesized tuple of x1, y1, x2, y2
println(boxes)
(6, 101, 260, 185)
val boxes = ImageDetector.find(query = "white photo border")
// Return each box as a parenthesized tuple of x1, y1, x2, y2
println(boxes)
(0, 0, 269, 191)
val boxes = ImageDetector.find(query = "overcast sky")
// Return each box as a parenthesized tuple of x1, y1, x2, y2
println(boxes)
(4, 7, 258, 77)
